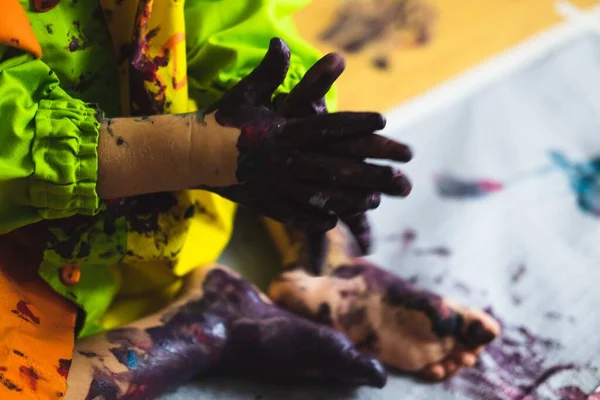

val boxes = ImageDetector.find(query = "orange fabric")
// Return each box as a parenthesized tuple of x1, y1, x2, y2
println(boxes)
(0, 237, 76, 399)
(0, 0, 42, 58)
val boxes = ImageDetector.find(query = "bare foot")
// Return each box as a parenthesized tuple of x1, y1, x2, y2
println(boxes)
(268, 261, 500, 381)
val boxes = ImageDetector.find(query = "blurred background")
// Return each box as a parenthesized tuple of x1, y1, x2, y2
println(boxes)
(165, 1, 600, 399)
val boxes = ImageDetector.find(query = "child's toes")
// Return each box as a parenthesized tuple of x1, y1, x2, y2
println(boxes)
(458, 351, 477, 368)
(457, 307, 501, 348)
(421, 362, 446, 381)
(442, 358, 459, 377)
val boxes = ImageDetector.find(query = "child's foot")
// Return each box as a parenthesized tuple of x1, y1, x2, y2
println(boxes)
(268, 261, 500, 381)
(189, 266, 387, 387)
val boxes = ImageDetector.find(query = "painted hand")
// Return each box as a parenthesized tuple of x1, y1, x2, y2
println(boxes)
(206, 38, 412, 231)
(275, 51, 411, 252)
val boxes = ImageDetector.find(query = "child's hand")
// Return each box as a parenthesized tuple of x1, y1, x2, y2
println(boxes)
(204, 38, 411, 230)
(274, 51, 407, 253)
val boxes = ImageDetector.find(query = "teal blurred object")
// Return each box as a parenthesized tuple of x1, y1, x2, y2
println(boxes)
(550, 151, 600, 216)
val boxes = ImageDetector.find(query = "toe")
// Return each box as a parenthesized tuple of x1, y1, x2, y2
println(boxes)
(442, 358, 459, 377)
(458, 351, 477, 367)
(459, 308, 501, 348)
(421, 363, 445, 381)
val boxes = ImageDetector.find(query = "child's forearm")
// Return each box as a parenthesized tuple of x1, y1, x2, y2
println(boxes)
(96, 111, 241, 199)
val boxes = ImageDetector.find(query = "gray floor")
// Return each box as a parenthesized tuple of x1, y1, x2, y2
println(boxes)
(162, 32, 600, 400)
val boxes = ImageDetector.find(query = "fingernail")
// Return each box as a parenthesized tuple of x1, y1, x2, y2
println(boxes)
(393, 145, 413, 162)
(368, 193, 381, 209)
(389, 173, 412, 196)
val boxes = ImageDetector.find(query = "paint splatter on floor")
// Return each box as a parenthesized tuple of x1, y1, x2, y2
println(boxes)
(383, 228, 452, 258)
(445, 308, 587, 400)
(511, 264, 527, 283)
(434, 174, 504, 199)
(549, 151, 600, 217)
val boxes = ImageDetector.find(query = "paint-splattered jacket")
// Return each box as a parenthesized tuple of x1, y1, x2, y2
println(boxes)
(0, 0, 332, 338)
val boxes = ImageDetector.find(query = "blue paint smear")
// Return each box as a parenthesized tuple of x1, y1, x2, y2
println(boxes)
(549, 151, 600, 216)
(127, 350, 137, 368)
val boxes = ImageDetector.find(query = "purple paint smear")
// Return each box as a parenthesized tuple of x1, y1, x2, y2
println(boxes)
(445, 308, 584, 400)
(434, 174, 504, 199)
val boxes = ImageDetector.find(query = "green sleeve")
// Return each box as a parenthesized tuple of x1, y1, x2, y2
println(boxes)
(185, 0, 337, 111)
(0, 48, 102, 234)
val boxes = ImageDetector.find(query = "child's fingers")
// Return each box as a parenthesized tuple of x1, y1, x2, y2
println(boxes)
(282, 112, 386, 146)
(278, 53, 345, 117)
(275, 183, 381, 215)
(317, 134, 413, 163)
(279, 153, 412, 196)
(225, 38, 291, 107)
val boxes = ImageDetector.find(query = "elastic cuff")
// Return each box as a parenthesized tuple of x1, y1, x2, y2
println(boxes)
(30, 91, 101, 219)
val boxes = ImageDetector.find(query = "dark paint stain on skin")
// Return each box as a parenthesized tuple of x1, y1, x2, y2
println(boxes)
(45, 24, 54, 34)
(331, 265, 366, 279)
(78, 351, 103, 360)
(105, 118, 115, 137)
(315, 303, 333, 325)
(338, 306, 367, 330)
(328, 260, 494, 349)
(384, 282, 463, 338)
(85, 268, 386, 398)
(11, 301, 40, 325)
(446, 308, 583, 400)
(355, 331, 379, 353)
(0, 373, 22, 392)
(19, 366, 41, 392)
(116, 137, 127, 146)
(57, 359, 71, 378)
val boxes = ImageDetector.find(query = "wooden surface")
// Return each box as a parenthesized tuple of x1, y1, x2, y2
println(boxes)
(294, 0, 581, 112)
